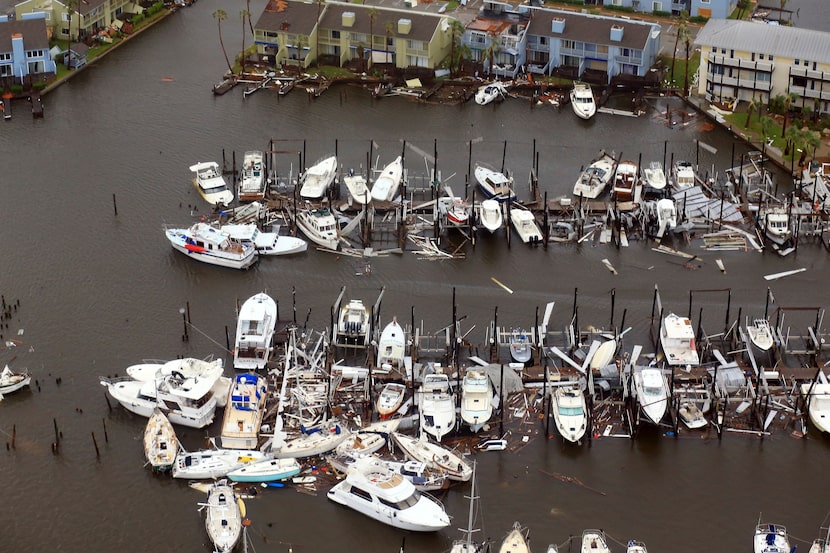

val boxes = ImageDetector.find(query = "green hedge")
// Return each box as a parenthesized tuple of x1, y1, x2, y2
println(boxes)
(653, 10, 670, 16)
(689, 15, 709, 23)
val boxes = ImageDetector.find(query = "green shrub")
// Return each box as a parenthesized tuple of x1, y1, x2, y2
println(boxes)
(653, 10, 670, 16)
(689, 15, 709, 23)
(10, 84, 23, 94)
(33, 81, 47, 91)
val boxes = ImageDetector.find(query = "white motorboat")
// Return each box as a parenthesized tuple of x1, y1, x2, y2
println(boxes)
(509, 330, 532, 364)
(238, 150, 267, 201)
(660, 313, 700, 367)
(500, 522, 531, 553)
(125, 358, 228, 408)
(474, 81, 508, 106)
(190, 161, 234, 206)
(173, 448, 267, 479)
(275, 419, 349, 458)
(143, 408, 178, 471)
(633, 367, 670, 425)
(626, 539, 648, 553)
(478, 199, 504, 234)
(643, 161, 667, 192)
(655, 198, 677, 237)
(678, 398, 708, 430)
(377, 382, 407, 419)
(293, 206, 340, 250)
(327, 455, 450, 532)
(570, 82, 596, 120)
(573, 152, 616, 199)
(327, 452, 449, 492)
(510, 208, 543, 244)
(220, 223, 308, 256)
(746, 318, 776, 366)
(101, 365, 224, 429)
(376, 318, 406, 372)
(800, 382, 830, 434)
(391, 431, 472, 482)
(451, 460, 481, 553)
(165, 222, 258, 270)
(371, 155, 404, 203)
(233, 292, 278, 371)
(475, 163, 516, 202)
(418, 371, 457, 442)
(438, 195, 471, 226)
(227, 456, 301, 483)
(220, 373, 268, 449)
(299, 155, 338, 199)
(337, 298, 371, 346)
(343, 172, 371, 204)
(672, 160, 697, 191)
(0, 365, 31, 395)
(589, 338, 617, 371)
(334, 419, 400, 458)
(552, 384, 587, 443)
(460, 370, 493, 433)
(203, 479, 242, 553)
(754, 522, 790, 553)
(611, 160, 640, 202)
(581, 530, 611, 553)
(758, 207, 795, 251)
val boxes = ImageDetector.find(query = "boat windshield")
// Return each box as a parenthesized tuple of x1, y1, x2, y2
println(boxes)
(379, 492, 420, 510)
(559, 406, 584, 416)
(202, 184, 228, 194)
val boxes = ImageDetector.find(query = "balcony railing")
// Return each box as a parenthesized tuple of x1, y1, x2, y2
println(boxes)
(788, 85, 830, 101)
(615, 54, 643, 65)
(790, 66, 830, 83)
(707, 53, 773, 73)
(705, 74, 773, 92)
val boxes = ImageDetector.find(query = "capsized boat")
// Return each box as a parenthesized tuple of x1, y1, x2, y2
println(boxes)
(190, 161, 234, 206)
(475, 163, 516, 202)
(500, 522, 531, 553)
(418, 371, 457, 442)
(391, 431, 472, 482)
(220, 223, 308, 256)
(327, 455, 450, 531)
(238, 150, 267, 201)
(633, 367, 669, 425)
(573, 152, 616, 199)
(299, 155, 337, 199)
(0, 365, 31, 395)
(660, 313, 699, 367)
(478, 199, 503, 233)
(293, 206, 340, 251)
(165, 222, 258, 270)
(203, 479, 242, 553)
(754, 522, 790, 553)
(581, 529, 611, 553)
(552, 384, 587, 443)
(474, 81, 508, 106)
(226, 456, 301, 483)
(143, 407, 179, 471)
(460, 370, 493, 433)
(220, 373, 268, 449)
(371, 155, 404, 203)
(233, 293, 278, 371)
(570, 82, 596, 120)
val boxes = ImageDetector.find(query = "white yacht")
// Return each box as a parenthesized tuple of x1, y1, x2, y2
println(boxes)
(220, 223, 308, 256)
(377, 382, 407, 419)
(299, 155, 338, 199)
(237, 150, 266, 201)
(633, 367, 670, 425)
(573, 152, 616, 199)
(233, 292, 278, 370)
(552, 384, 588, 443)
(190, 161, 234, 206)
(660, 313, 700, 367)
(376, 317, 406, 372)
(220, 372, 268, 449)
(203, 479, 242, 553)
(570, 82, 596, 120)
(475, 163, 516, 202)
(460, 370, 493, 432)
(337, 298, 371, 346)
(0, 364, 31, 395)
(611, 160, 640, 202)
(754, 522, 790, 553)
(746, 318, 776, 366)
(474, 81, 508, 106)
(326, 456, 450, 532)
(293, 206, 340, 250)
(419, 371, 457, 442)
(371, 155, 404, 202)
(165, 222, 257, 270)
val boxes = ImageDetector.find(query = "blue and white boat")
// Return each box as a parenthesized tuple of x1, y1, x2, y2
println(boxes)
(475, 163, 516, 202)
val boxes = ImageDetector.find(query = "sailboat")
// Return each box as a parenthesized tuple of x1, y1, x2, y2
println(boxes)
(451, 461, 482, 553)
(500, 522, 531, 553)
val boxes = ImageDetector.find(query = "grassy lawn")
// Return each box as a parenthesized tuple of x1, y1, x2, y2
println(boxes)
(724, 110, 795, 160)
(659, 51, 700, 94)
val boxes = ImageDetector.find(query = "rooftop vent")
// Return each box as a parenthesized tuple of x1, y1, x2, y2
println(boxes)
(342, 11, 355, 27)
(398, 18, 412, 35)
(551, 17, 565, 33)
(610, 24, 624, 42)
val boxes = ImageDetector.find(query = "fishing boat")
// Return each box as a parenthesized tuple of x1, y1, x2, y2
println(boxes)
(573, 152, 616, 199)
(611, 160, 640, 202)
(343, 172, 371, 204)
(391, 431, 472, 482)
(800, 382, 830, 434)
(293, 206, 340, 250)
(678, 397, 708, 429)
(371, 155, 404, 202)
(552, 384, 588, 443)
(438, 195, 471, 226)
(165, 222, 257, 270)
(500, 522, 531, 553)
(570, 82, 596, 120)
(377, 382, 407, 419)
(0, 365, 31, 395)
(671, 160, 697, 191)
(173, 448, 267, 479)
(754, 522, 790, 553)
(418, 371, 457, 442)
(655, 198, 677, 236)
(460, 370, 493, 433)
(190, 161, 234, 206)
(660, 313, 700, 367)
(509, 330, 532, 364)
(299, 155, 337, 199)
(274, 419, 348, 459)
(226, 456, 301, 483)
(450, 460, 482, 553)
(758, 207, 795, 252)
(203, 479, 242, 553)
(478, 199, 503, 233)
(327, 455, 451, 531)
(633, 368, 670, 425)
(475, 163, 516, 202)
(626, 539, 648, 553)
(220, 223, 308, 256)
(143, 408, 178, 471)
(643, 161, 667, 193)
(220, 373, 268, 449)
(509, 208, 543, 244)
(581, 529, 611, 553)
(474, 81, 508, 106)
(337, 298, 371, 346)
(376, 317, 407, 372)
(237, 150, 267, 201)
(745, 318, 776, 366)
(233, 293, 278, 371)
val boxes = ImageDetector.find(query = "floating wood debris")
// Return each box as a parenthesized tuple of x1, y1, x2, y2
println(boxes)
(763, 267, 806, 281)
(601, 258, 618, 275)
(408, 235, 463, 259)
(716, 259, 726, 274)
(651, 244, 701, 261)
(491, 277, 514, 294)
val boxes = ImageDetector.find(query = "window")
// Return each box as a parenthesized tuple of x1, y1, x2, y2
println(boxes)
(652, 1, 662, 11)
(759, 54, 764, 60)
(332, 30, 340, 39)
(813, 62, 817, 70)
(751, 53, 755, 61)
(756, 72, 770, 82)
(710, 64, 724, 75)
(349, 486, 372, 502)
(794, 59, 799, 65)
(721, 47, 726, 54)
(792, 76, 807, 87)
(768, 54, 773, 61)
(539, 36, 547, 46)
(0, 53, 10, 61)
(730, 50, 734, 57)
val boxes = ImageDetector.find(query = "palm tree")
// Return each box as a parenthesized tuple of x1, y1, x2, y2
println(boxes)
(760, 116, 776, 145)
(213, 9, 233, 75)
(781, 91, 798, 136)
(448, 19, 465, 77)
(246, 0, 255, 37)
(681, 23, 692, 96)
(483, 32, 501, 78)
(65, 0, 78, 69)
(670, 11, 688, 87)
(368, 7, 379, 70)
(784, 124, 802, 159)
(384, 21, 395, 65)
(315, 0, 323, 68)
(240, 9, 250, 73)
(296, 34, 308, 68)
(745, 96, 757, 128)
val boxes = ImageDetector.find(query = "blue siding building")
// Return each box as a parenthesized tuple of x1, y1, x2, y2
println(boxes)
(0, 12, 57, 82)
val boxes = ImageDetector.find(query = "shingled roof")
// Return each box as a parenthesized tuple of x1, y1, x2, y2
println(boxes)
(319, 2, 443, 43)
(0, 17, 49, 52)
(254, 0, 321, 36)
(526, 8, 656, 50)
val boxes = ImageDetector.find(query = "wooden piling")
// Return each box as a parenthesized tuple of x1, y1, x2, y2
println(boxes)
(112, 193, 118, 216)
(92, 431, 100, 458)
